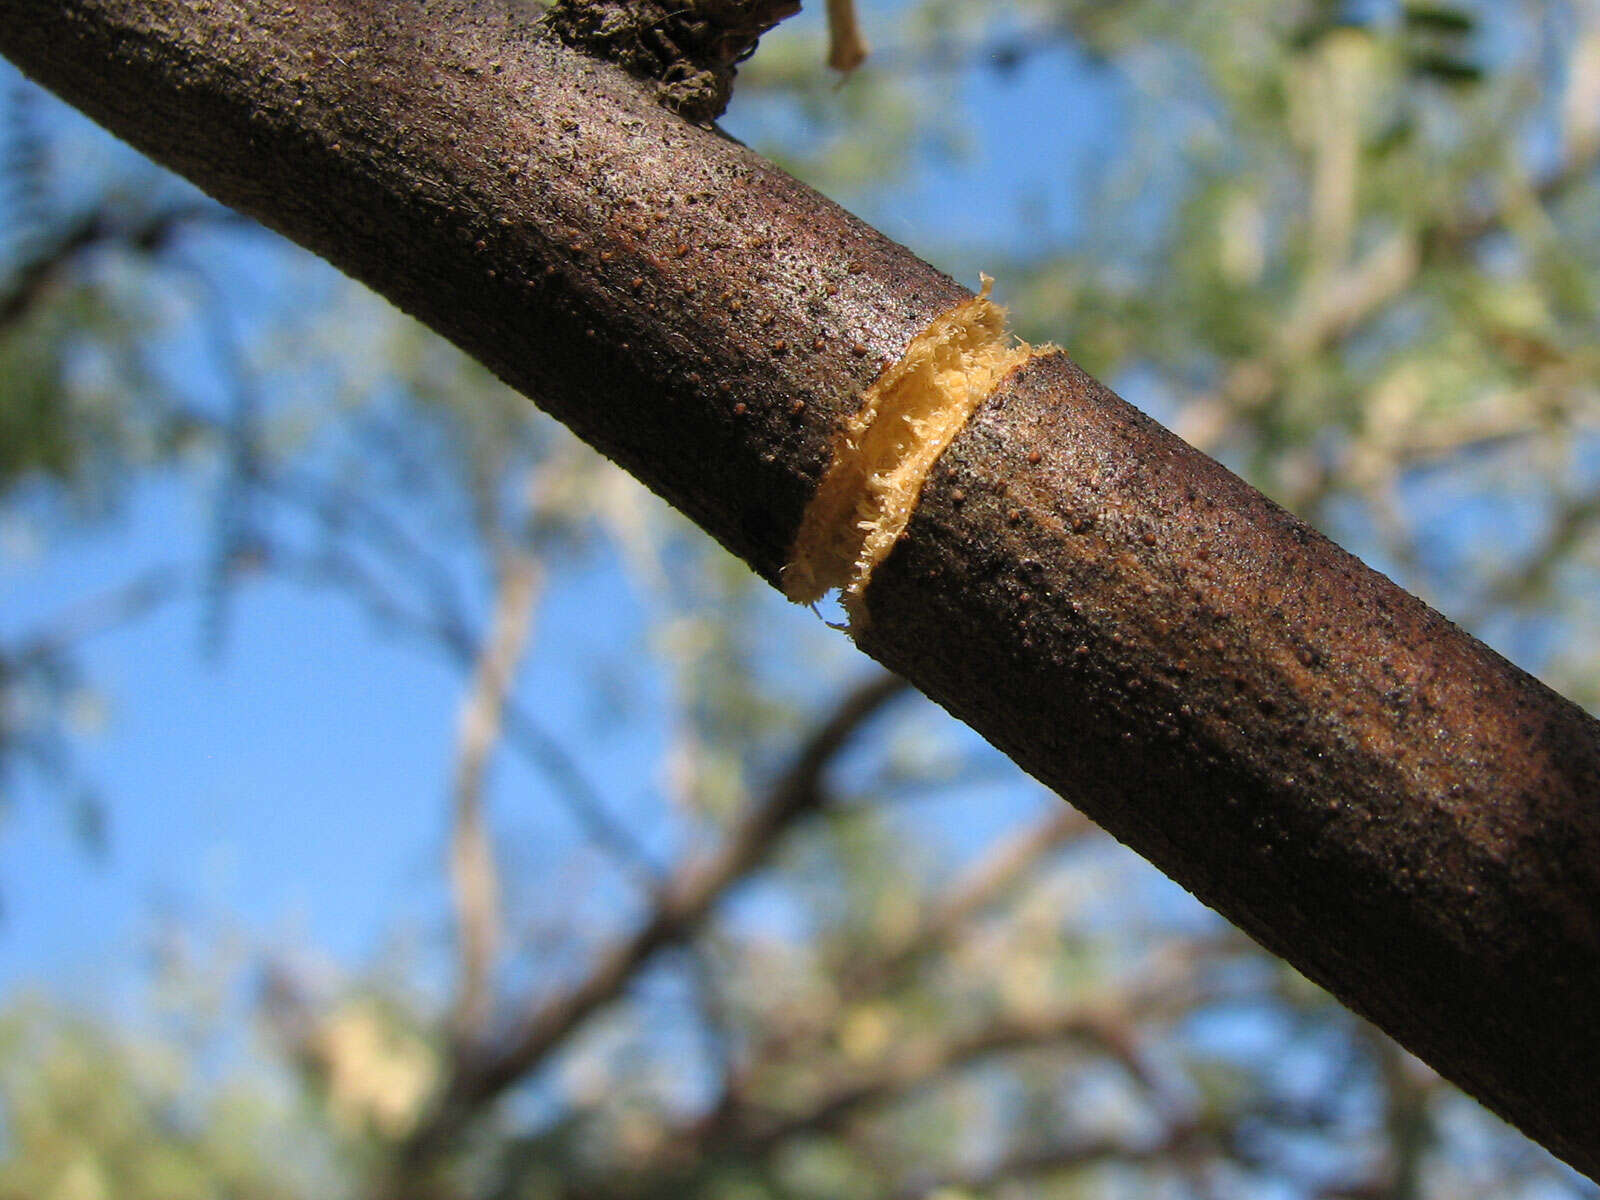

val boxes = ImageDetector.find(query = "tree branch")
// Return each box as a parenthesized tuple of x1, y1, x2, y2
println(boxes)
(446, 547, 541, 1043)
(726, 940, 1224, 1154)
(824, 0, 868, 74)
(6, 0, 1599, 1177)
(891, 1123, 1218, 1200)
(0, 198, 247, 331)
(251, 460, 659, 884)
(861, 804, 1095, 990)
(401, 671, 909, 1168)
(7, 564, 188, 658)
(1174, 144, 1600, 452)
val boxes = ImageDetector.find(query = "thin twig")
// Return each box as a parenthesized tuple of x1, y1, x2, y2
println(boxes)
(251, 460, 660, 884)
(1174, 141, 1600, 454)
(0, 200, 248, 331)
(9, 565, 188, 660)
(447, 549, 541, 1042)
(825, 0, 868, 74)
(735, 939, 1230, 1152)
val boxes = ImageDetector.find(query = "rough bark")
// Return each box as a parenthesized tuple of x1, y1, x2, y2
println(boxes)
(541, 0, 799, 122)
(3, 0, 1599, 1178)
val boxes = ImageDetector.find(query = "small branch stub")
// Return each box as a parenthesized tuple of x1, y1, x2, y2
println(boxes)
(826, 0, 869, 74)
(542, 0, 801, 122)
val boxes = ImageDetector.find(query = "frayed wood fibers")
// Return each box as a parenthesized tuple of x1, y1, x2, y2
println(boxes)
(784, 279, 1040, 622)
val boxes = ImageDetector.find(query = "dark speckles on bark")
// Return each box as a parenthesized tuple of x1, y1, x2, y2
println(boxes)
(856, 349, 1600, 1177)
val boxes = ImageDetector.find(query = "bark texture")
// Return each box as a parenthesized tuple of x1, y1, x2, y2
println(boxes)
(543, 0, 800, 123)
(3, 0, 1599, 1177)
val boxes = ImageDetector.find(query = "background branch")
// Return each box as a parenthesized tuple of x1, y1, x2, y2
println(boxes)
(447, 546, 541, 1043)
(400, 672, 910, 1172)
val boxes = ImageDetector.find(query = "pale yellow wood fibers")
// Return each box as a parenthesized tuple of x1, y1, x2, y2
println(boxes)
(784, 279, 1041, 620)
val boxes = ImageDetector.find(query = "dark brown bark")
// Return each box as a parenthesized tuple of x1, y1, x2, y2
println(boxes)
(3, 0, 1599, 1179)
(858, 351, 1600, 1166)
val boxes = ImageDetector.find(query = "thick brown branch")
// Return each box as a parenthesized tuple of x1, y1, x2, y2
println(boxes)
(4, 0, 1600, 1178)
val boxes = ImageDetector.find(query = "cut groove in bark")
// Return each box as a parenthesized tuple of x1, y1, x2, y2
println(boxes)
(784, 278, 1037, 616)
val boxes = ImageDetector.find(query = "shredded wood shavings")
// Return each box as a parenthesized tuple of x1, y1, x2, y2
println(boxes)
(785, 278, 1041, 623)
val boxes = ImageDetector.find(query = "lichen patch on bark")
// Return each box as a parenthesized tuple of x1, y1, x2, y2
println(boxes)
(784, 279, 1039, 619)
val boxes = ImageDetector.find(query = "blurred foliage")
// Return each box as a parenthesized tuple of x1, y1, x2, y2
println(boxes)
(0, 998, 329, 1200)
(3, 1, 1600, 1199)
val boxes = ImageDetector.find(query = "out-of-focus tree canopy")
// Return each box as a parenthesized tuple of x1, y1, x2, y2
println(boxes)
(1, 1, 1597, 1198)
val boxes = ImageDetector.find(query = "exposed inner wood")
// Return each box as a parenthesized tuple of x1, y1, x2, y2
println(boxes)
(784, 279, 1037, 616)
